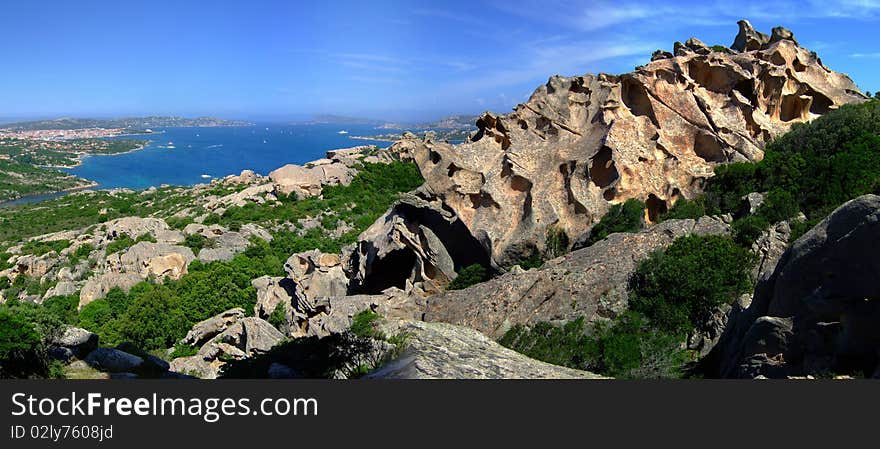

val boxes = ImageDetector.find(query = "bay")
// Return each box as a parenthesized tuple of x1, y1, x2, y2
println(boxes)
(62, 123, 390, 190)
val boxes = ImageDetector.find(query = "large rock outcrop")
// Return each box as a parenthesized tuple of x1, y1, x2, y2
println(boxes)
(392, 21, 865, 267)
(423, 217, 729, 338)
(365, 321, 605, 379)
(348, 191, 492, 295)
(714, 195, 880, 378)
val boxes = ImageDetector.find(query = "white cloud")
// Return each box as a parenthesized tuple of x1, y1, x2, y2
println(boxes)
(850, 52, 880, 58)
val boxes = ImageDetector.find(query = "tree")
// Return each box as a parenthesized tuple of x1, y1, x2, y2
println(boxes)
(628, 235, 755, 333)
(0, 310, 48, 378)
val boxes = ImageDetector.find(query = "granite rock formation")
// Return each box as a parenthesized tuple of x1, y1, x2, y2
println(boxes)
(389, 21, 866, 267)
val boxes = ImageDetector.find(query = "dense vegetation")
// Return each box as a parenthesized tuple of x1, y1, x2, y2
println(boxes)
(628, 235, 755, 333)
(580, 199, 645, 247)
(500, 313, 688, 379)
(446, 264, 488, 290)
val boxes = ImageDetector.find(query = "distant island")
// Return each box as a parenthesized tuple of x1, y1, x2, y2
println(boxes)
(0, 116, 253, 132)
(377, 114, 479, 130)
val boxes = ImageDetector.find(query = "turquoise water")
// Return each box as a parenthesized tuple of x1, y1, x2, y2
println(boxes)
(62, 124, 389, 190)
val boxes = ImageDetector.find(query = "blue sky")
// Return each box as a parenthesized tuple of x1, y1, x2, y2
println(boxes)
(0, 0, 878, 122)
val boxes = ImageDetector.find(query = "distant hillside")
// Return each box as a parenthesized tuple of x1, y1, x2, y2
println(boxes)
(1, 116, 253, 131)
(378, 114, 479, 130)
(303, 115, 386, 126)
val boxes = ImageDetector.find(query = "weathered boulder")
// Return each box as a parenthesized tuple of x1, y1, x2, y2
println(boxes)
(52, 327, 99, 359)
(204, 183, 275, 210)
(302, 288, 426, 338)
(84, 348, 144, 373)
(43, 281, 77, 300)
(349, 191, 491, 295)
(269, 162, 353, 198)
(79, 272, 142, 308)
(731, 19, 770, 52)
(714, 195, 880, 378)
(424, 217, 729, 338)
(252, 276, 295, 319)
(169, 355, 221, 379)
(395, 22, 865, 268)
(181, 308, 246, 347)
(215, 317, 284, 355)
(284, 250, 349, 302)
(365, 321, 605, 379)
(101, 217, 170, 242)
(108, 242, 195, 280)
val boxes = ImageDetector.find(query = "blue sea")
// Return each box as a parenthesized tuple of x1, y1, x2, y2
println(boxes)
(63, 123, 390, 190)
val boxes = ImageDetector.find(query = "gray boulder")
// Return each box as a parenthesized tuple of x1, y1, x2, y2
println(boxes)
(85, 348, 144, 373)
(365, 321, 605, 379)
(52, 327, 99, 359)
(714, 195, 880, 377)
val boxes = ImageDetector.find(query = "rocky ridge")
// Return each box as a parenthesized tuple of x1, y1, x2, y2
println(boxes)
(388, 20, 865, 268)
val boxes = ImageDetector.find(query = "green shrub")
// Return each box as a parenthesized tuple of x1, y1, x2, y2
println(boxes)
(169, 343, 199, 359)
(704, 162, 758, 215)
(116, 284, 189, 351)
(447, 264, 488, 290)
(165, 216, 194, 230)
(583, 198, 645, 247)
(135, 233, 157, 243)
(0, 310, 48, 378)
(349, 309, 384, 340)
(106, 235, 135, 255)
(628, 235, 755, 333)
(545, 225, 570, 258)
(499, 312, 688, 379)
(183, 233, 209, 254)
(21, 239, 70, 256)
(661, 196, 707, 221)
(731, 215, 769, 247)
(68, 243, 94, 265)
(268, 305, 288, 333)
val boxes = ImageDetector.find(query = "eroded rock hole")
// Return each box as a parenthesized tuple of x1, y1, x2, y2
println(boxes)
(733, 79, 758, 106)
(780, 94, 808, 122)
(589, 146, 619, 189)
(693, 132, 727, 163)
(808, 90, 833, 115)
(361, 248, 416, 294)
(646, 194, 668, 223)
(621, 77, 659, 127)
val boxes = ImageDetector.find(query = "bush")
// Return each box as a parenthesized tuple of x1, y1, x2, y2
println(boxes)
(116, 285, 189, 351)
(183, 233, 209, 254)
(731, 214, 769, 247)
(447, 264, 488, 290)
(582, 198, 645, 247)
(106, 235, 135, 255)
(499, 312, 688, 379)
(349, 309, 384, 340)
(0, 310, 50, 378)
(661, 196, 707, 221)
(628, 235, 755, 333)
(21, 239, 70, 256)
(545, 225, 570, 258)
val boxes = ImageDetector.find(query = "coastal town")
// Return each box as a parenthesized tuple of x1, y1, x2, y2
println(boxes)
(0, 127, 151, 141)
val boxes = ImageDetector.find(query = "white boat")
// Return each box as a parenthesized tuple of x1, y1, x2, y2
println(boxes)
(337, 130, 349, 134)
(200, 174, 212, 179)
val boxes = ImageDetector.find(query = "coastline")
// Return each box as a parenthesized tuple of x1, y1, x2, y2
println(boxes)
(37, 142, 150, 169)
(0, 181, 98, 208)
